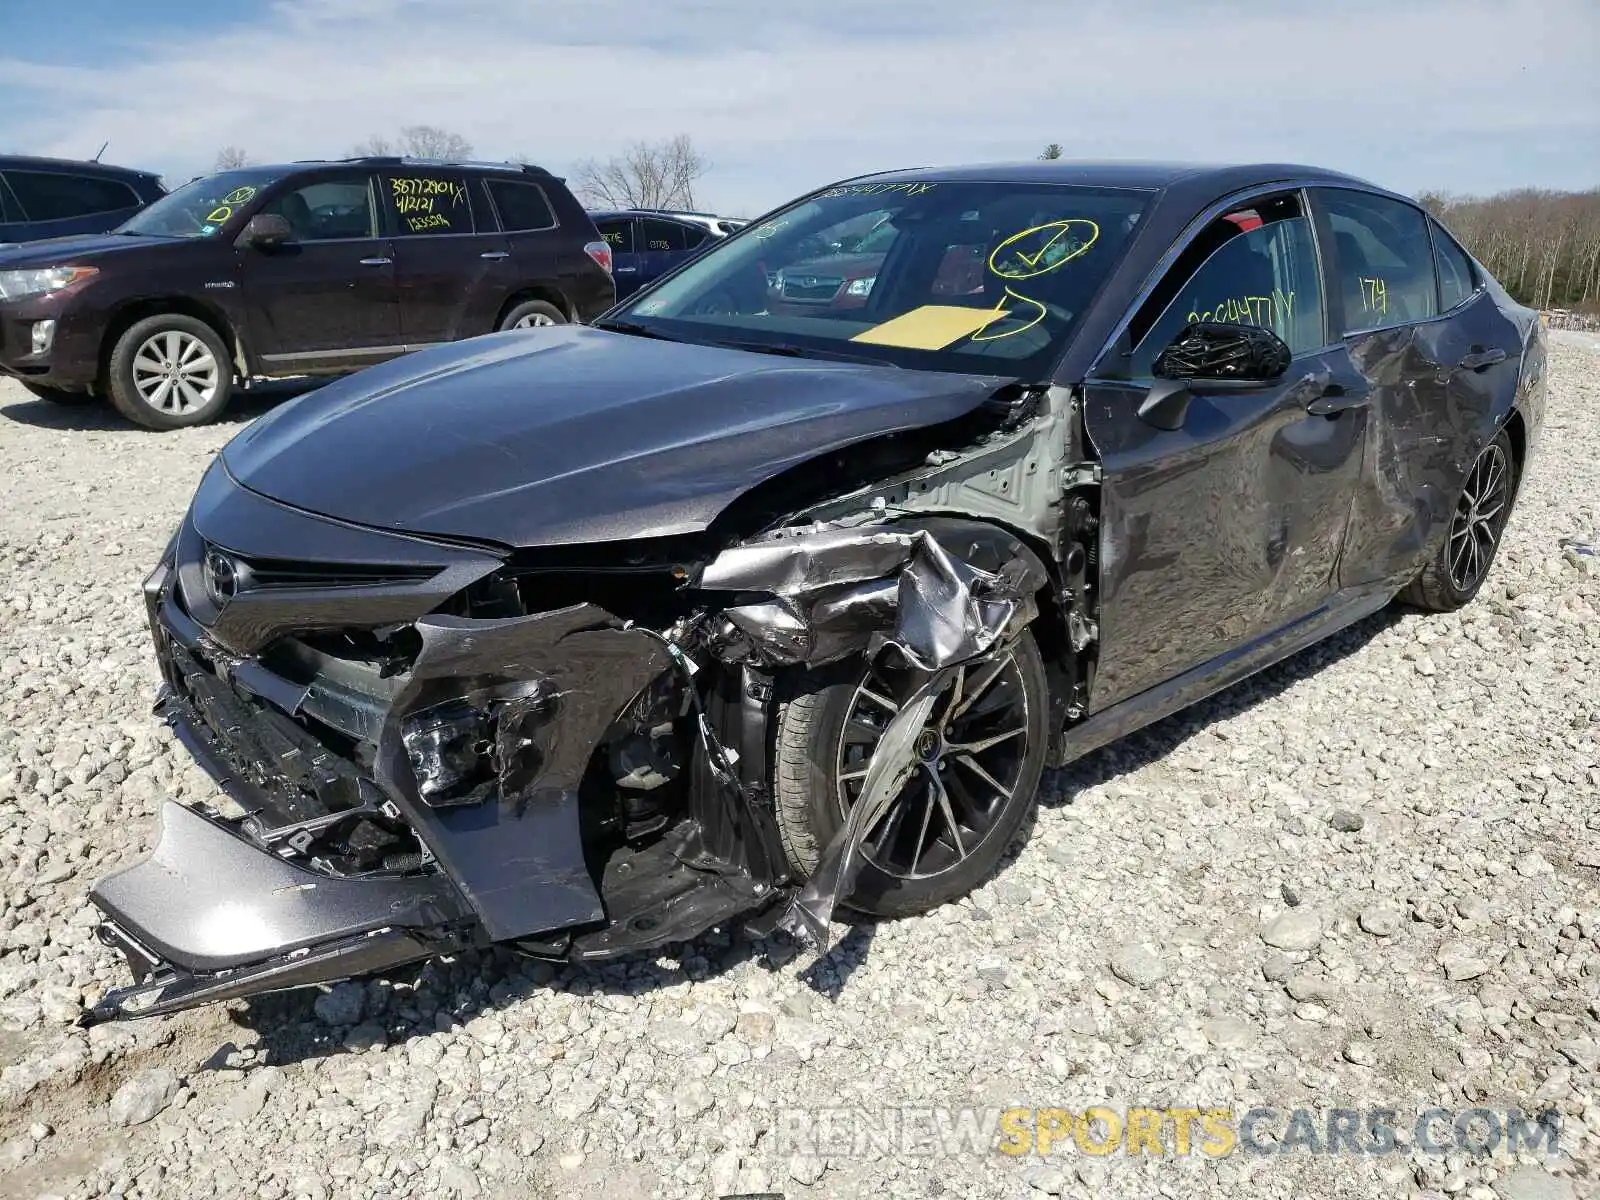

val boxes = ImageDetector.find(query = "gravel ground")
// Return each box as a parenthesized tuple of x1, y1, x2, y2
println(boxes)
(0, 342, 1596, 1200)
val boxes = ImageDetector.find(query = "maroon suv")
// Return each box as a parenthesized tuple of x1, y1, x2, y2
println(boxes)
(0, 156, 614, 428)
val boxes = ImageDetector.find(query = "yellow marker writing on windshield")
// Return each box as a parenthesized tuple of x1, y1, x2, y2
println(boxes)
(989, 220, 1100, 280)
(971, 287, 1047, 341)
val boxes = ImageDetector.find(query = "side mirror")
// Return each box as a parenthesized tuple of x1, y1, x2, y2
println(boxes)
(1138, 322, 1293, 430)
(239, 213, 292, 251)
(1153, 321, 1291, 384)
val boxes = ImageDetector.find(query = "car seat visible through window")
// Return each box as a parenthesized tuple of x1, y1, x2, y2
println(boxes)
(277, 192, 313, 240)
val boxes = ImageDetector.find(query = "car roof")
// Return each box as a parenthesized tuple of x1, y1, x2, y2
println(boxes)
(588, 209, 709, 221)
(229, 157, 562, 180)
(0, 154, 161, 183)
(844, 159, 1388, 203)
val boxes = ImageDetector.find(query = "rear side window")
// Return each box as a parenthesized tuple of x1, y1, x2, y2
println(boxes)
(486, 180, 556, 231)
(1432, 221, 1477, 311)
(597, 219, 634, 253)
(640, 219, 689, 252)
(381, 172, 474, 236)
(0, 177, 18, 224)
(4, 170, 140, 220)
(1128, 192, 1325, 376)
(681, 224, 709, 249)
(1317, 189, 1438, 333)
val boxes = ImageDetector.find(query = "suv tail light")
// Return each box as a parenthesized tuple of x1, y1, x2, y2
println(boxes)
(583, 240, 613, 274)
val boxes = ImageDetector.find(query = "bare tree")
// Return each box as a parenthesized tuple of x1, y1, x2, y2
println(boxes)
(1039, 143, 1063, 161)
(1424, 186, 1600, 312)
(350, 134, 393, 157)
(350, 126, 474, 161)
(214, 146, 251, 170)
(573, 135, 709, 211)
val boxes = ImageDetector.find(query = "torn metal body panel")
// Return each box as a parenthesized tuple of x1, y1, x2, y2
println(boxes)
(377, 610, 672, 941)
(701, 522, 1046, 671)
(87, 160, 1547, 1019)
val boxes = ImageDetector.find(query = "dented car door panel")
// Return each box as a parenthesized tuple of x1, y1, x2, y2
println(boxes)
(1080, 350, 1365, 711)
(1336, 295, 1526, 590)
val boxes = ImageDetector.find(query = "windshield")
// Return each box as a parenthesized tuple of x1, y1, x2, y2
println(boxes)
(118, 169, 286, 239)
(607, 180, 1150, 377)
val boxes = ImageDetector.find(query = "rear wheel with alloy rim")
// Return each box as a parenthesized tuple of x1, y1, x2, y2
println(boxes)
(1402, 428, 1517, 611)
(499, 300, 566, 331)
(772, 628, 1050, 917)
(106, 315, 233, 430)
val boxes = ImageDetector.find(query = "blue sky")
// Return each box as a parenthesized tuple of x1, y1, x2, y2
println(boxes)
(3, 0, 1596, 217)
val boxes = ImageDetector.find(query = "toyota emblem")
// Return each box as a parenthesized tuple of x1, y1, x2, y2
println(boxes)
(203, 548, 239, 607)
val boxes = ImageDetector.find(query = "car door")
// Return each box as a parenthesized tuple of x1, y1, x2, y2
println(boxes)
(379, 168, 503, 345)
(596, 218, 641, 297)
(1, 168, 146, 240)
(1309, 188, 1523, 589)
(636, 217, 696, 290)
(1081, 190, 1372, 709)
(239, 172, 400, 371)
(481, 176, 568, 326)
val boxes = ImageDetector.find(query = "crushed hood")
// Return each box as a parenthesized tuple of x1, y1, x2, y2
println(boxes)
(222, 327, 1008, 548)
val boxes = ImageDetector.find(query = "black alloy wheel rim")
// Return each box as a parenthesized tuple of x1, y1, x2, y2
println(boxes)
(1448, 442, 1511, 592)
(833, 654, 1030, 881)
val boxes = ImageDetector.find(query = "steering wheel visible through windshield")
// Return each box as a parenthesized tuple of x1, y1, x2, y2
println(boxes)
(606, 179, 1150, 378)
(117, 168, 286, 239)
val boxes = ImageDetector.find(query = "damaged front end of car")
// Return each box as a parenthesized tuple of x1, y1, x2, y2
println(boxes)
(86, 383, 1095, 1023)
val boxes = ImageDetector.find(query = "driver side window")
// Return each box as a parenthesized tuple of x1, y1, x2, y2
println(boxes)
(1127, 193, 1325, 378)
(261, 178, 377, 241)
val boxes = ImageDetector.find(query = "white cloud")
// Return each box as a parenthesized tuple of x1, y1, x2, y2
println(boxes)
(4, 0, 1596, 214)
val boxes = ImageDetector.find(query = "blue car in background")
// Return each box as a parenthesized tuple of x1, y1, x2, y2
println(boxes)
(0, 156, 165, 245)
(589, 208, 734, 298)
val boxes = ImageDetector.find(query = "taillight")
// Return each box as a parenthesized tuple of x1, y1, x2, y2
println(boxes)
(584, 240, 613, 274)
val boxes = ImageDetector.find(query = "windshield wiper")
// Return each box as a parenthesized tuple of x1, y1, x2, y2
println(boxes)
(593, 319, 675, 341)
(704, 339, 897, 368)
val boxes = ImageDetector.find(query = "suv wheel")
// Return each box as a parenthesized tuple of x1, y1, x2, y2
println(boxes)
(499, 300, 566, 331)
(107, 315, 233, 430)
(21, 382, 96, 406)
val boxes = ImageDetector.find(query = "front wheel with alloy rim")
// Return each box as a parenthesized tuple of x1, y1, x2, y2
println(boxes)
(498, 300, 567, 331)
(106, 315, 233, 430)
(1402, 428, 1517, 612)
(772, 628, 1050, 918)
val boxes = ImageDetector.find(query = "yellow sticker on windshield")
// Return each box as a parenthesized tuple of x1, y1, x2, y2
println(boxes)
(850, 305, 1007, 351)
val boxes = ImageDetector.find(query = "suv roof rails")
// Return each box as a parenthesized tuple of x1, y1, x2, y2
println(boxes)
(338, 155, 553, 175)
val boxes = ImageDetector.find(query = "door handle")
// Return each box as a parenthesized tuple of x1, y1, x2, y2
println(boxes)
(1457, 348, 1506, 372)
(614, 266, 638, 274)
(479, 251, 510, 260)
(1306, 382, 1371, 417)
(359, 257, 392, 266)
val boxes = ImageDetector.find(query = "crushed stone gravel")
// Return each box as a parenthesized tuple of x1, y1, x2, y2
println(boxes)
(0, 347, 1595, 1198)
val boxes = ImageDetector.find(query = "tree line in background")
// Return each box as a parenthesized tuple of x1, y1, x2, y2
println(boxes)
(211, 128, 710, 213)
(1420, 189, 1600, 313)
